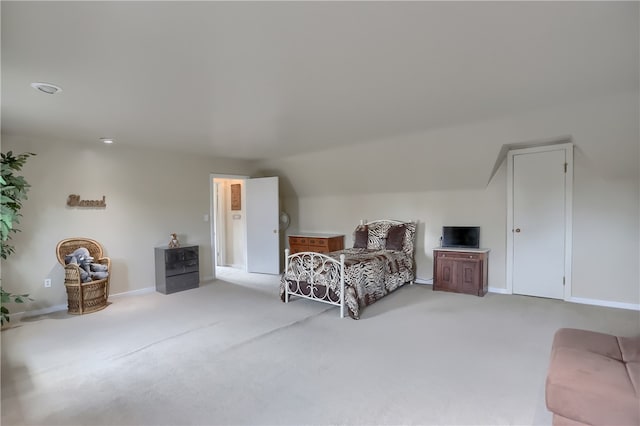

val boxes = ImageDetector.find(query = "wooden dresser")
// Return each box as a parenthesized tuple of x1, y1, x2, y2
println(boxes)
(433, 248, 489, 297)
(288, 233, 344, 254)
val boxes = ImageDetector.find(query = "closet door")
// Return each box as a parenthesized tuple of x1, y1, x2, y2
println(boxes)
(245, 177, 280, 274)
(510, 147, 569, 299)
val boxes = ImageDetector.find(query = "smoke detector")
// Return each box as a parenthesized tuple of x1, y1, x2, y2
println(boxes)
(30, 82, 63, 95)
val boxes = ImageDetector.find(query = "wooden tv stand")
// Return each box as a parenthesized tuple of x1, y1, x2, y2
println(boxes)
(433, 248, 489, 297)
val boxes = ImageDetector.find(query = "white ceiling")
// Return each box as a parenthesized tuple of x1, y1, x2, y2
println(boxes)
(2, 1, 638, 160)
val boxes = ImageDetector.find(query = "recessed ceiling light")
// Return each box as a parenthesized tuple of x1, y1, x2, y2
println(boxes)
(30, 82, 63, 95)
(100, 138, 114, 144)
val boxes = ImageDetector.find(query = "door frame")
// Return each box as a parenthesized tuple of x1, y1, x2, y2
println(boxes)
(506, 142, 573, 299)
(213, 181, 225, 267)
(209, 173, 250, 281)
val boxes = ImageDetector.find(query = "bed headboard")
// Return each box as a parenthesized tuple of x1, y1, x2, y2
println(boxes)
(356, 219, 417, 256)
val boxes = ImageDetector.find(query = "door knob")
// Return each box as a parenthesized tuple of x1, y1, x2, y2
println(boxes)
(515, 228, 521, 233)
(273, 229, 277, 233)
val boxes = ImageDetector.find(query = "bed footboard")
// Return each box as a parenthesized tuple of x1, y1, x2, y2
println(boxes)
(283, 249, 346, 318)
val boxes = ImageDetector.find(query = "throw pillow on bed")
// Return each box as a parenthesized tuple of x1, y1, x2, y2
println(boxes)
(386, 224, 406, 251)
(353, 225, 368, 248)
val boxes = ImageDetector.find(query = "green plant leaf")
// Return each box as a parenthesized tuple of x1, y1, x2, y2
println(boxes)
(1, 151, 35, 261)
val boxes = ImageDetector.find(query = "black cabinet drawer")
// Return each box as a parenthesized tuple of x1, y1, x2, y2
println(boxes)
(163, 272, 199, 294)
(166, 260, 199, 277)
(165, 246, 199, 263)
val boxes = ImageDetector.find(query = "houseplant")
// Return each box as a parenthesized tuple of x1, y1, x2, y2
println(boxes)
(1, 151, 35, 324)
(1, 288, 31, 325)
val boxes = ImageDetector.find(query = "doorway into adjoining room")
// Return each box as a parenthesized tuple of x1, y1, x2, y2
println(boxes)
(212, 178, 246, 274)
(209, 174, 281, 282)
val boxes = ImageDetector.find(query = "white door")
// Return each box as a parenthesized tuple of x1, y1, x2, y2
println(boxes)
(511, 148, 567, 299)
(245, 177, 280, 274)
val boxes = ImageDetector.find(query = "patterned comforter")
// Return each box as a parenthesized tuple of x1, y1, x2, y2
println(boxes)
(280, 248, 415, 319)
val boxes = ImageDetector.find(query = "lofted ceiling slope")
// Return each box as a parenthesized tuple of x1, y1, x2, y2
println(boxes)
(1, 1, 638, 160)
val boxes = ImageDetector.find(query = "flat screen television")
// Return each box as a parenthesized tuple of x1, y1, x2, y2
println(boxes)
(441, 226, 480, 249)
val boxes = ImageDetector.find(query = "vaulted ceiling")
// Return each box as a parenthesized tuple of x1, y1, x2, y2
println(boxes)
(2, 1, 638, 160)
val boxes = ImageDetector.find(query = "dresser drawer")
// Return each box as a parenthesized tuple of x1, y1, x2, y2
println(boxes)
(166, 259, 199, 277)
(289, 245, 307, 254)
(308, 238, 330, 248)
(164, 272, 199, 294)
(289, 237, 307, 245)
(437, 251, 481, 260)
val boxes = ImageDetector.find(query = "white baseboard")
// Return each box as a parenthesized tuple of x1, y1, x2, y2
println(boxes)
(201, 276, 215, 282)
(415, 280, 511, 296)
(484, 289, 637, 309)
(567, 296, 640, 311)
(110, 286, 155, 299)
(11, 286, 157, 322)
(423, 282, 639, 311)
(12, 304, 68, 321)
(415, 280, 511, 295)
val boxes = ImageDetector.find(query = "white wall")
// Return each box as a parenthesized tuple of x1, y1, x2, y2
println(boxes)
(259, 92, 640, 306)
(282, 166, 507, 288)
(1, 136, 255, 313)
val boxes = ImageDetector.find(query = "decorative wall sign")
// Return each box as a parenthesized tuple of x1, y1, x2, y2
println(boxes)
(67, 194, 106, 208)
(230, 184, 241, 210)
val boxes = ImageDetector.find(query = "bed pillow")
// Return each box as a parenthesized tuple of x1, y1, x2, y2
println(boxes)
(402, 221, 417, 255)
(353, 225, 368, 248)
(366, 223, 387, 250)
(386, 224, 406, 251)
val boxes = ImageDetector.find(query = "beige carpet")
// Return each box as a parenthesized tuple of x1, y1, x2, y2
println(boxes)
(2, 268, 639, 426)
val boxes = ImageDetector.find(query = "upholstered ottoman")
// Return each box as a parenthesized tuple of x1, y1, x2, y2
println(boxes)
(545, 328, 640, 426)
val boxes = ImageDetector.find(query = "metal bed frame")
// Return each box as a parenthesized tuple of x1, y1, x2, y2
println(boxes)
(283, 249, 346, 318)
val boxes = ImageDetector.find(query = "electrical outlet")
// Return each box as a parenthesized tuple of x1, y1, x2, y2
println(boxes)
(44, 279, 52, 288)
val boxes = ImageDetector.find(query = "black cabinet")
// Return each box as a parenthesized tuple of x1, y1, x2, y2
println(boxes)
(155, 245, 199, 294)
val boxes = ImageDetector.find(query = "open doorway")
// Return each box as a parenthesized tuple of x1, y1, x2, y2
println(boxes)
(211, 176, 247, 278)
(209, 174, 281, 281)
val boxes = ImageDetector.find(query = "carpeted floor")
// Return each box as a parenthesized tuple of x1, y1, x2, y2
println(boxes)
(2, 268, 639, 425)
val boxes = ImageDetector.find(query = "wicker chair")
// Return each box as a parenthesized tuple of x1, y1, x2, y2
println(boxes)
(56, 237, 111, 314)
